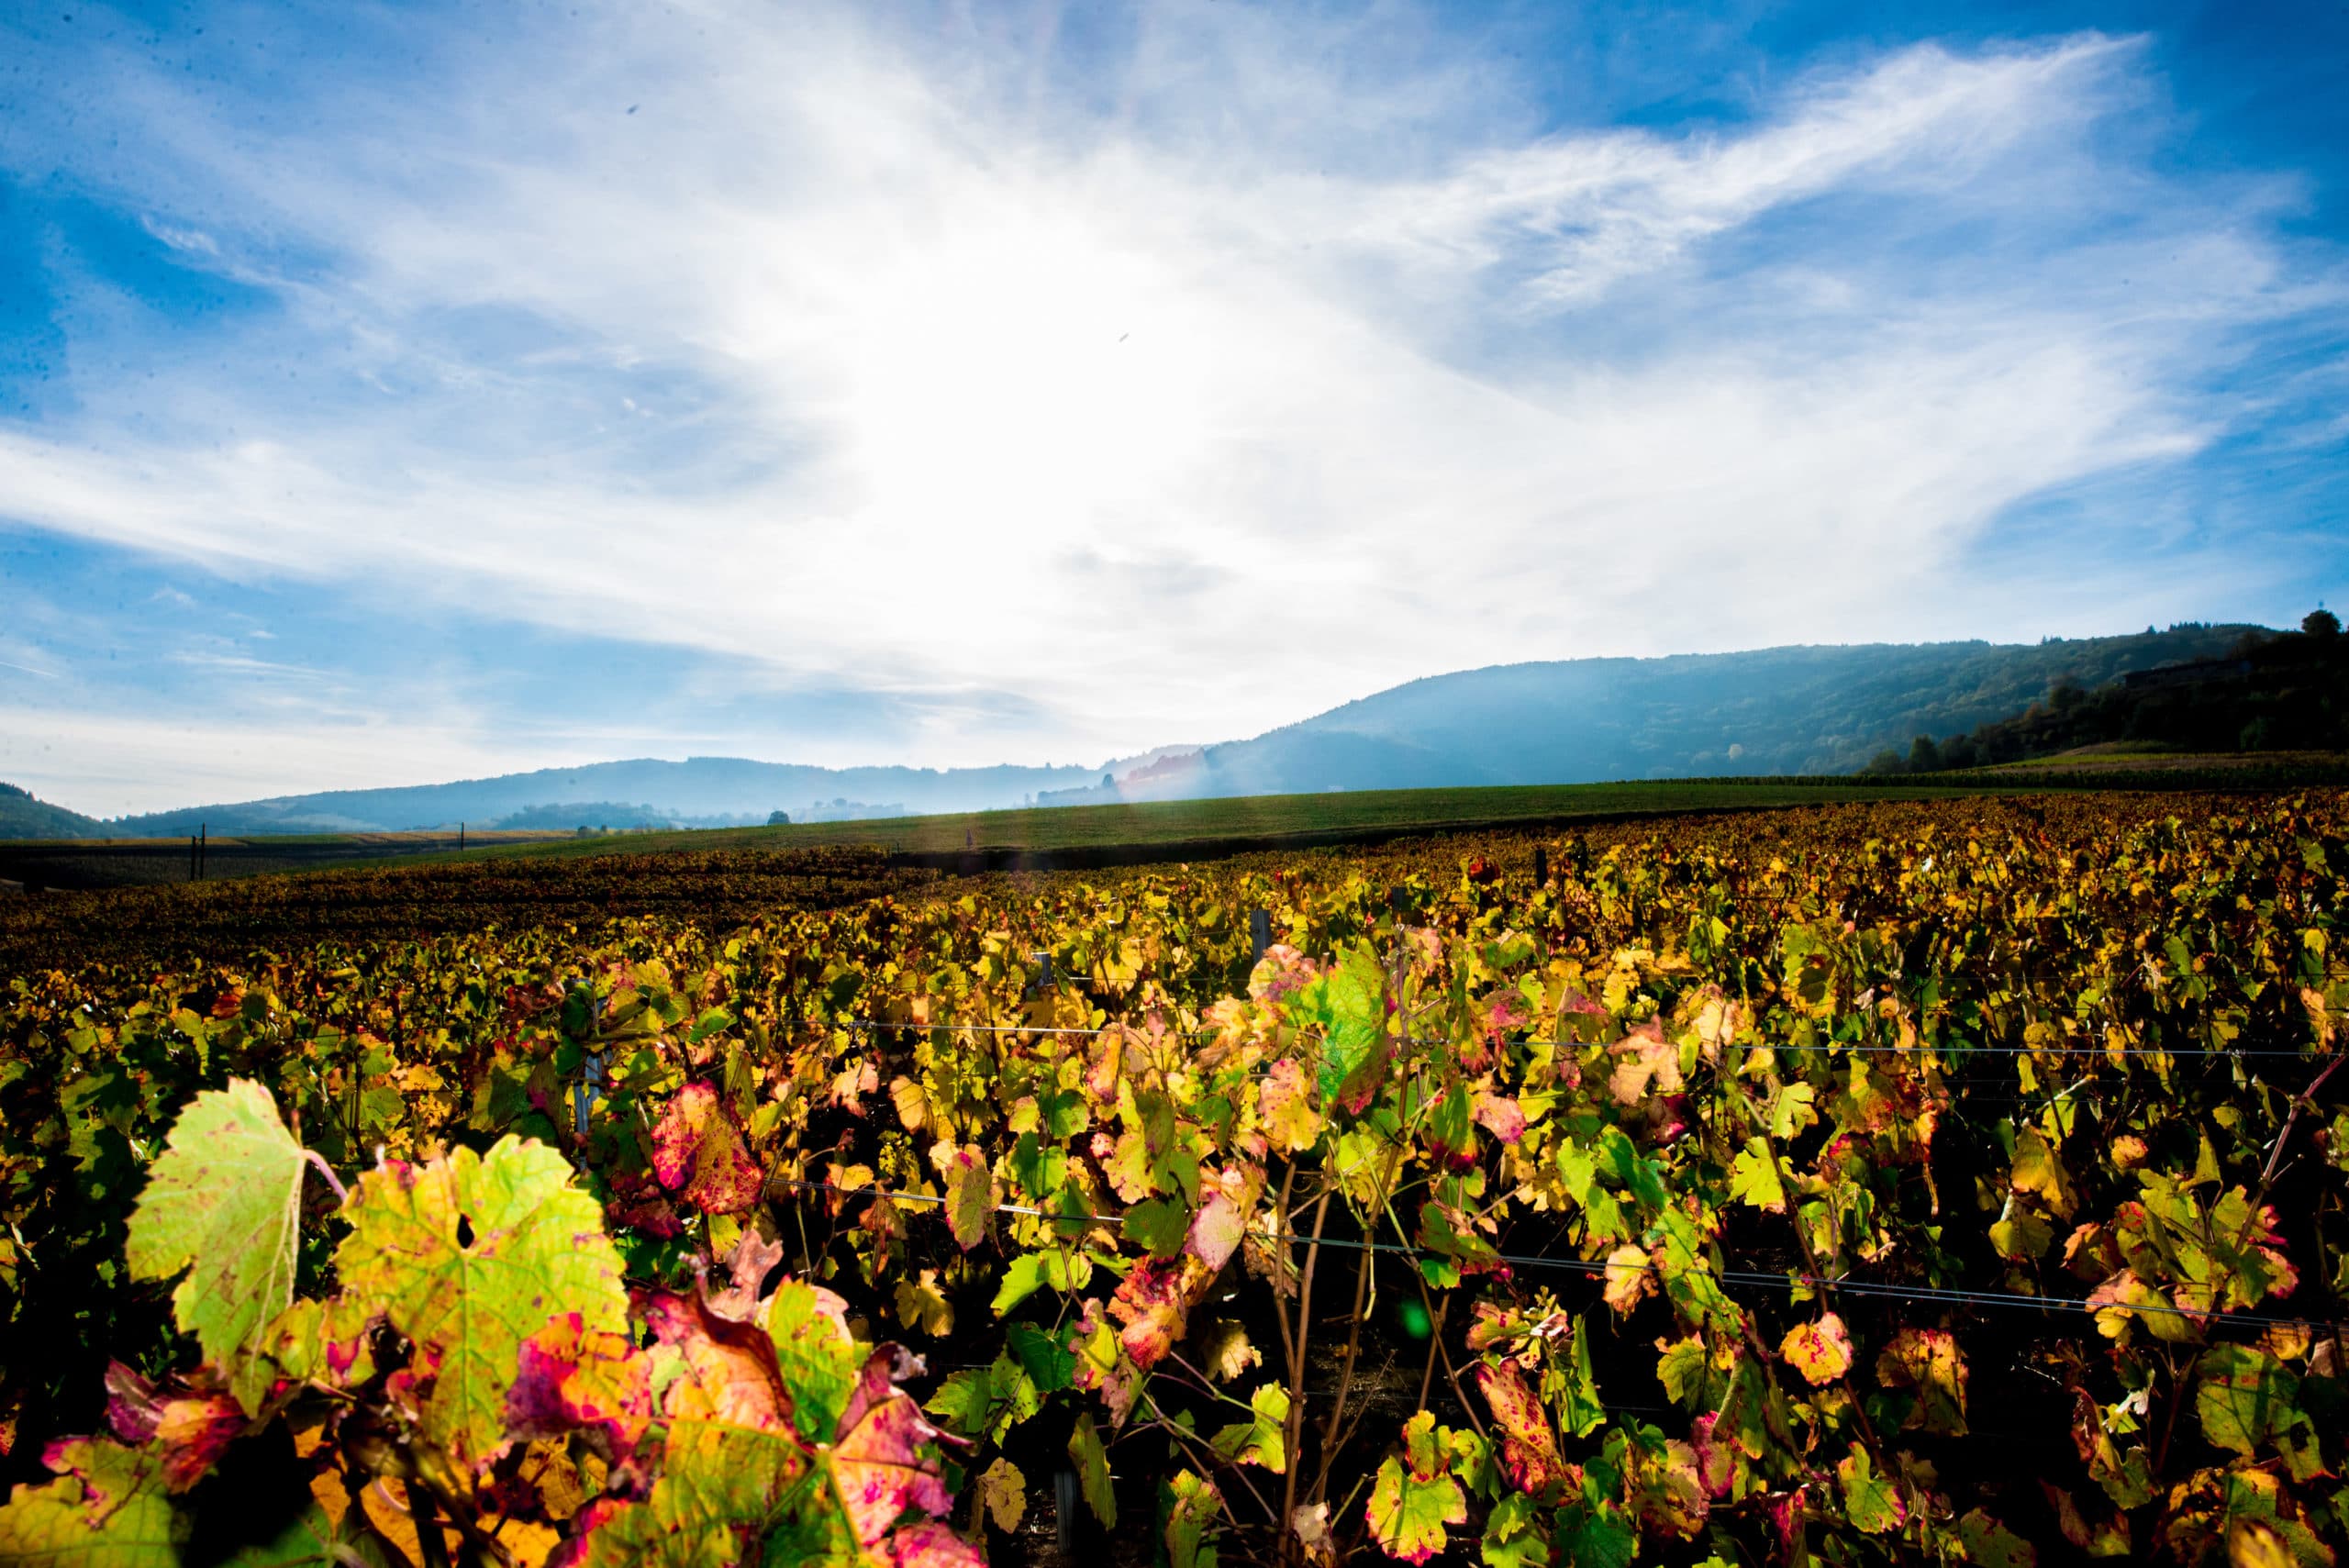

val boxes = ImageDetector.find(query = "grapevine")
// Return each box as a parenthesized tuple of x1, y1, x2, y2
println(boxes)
(0, 792, 2343, 1565)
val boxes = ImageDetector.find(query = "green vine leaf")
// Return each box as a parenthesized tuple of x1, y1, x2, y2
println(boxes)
(0, 1437, 182, 1564)
(768, 1279, 863, 1444)
(1835, 1445, 1906, 1535)
(123, 1078, 310, 1414)
(1163, 1469, 1223, 1568)
(334, 1135, 627, 1473)
(1208, 1382, 1289, 1473)
(1727, 1138, 1787, 1213)
(1366, 1411, 1468, 1564)
(1070, 1410, 1117, 1529)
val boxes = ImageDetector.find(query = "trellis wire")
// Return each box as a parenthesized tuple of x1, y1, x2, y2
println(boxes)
(770, 1179, 2336, 1333)
(842, 1018, 2323, 1061)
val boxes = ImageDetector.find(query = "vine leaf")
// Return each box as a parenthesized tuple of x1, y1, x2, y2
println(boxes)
(576, 1415, 816, 1568)
(832, 1346, 963, 1548)
(976, 1457, 1026, 1533)
(2195, 1345, 2304, 1461)
(1727, 1138, 1787, 1213)
(648, 1294, 787, 1427)
(1365, 1411, 1467, 1564)
(1208, 1383, 1290, 1472)
(1600, 1244, 1654, 1315)
(505, 1311, 655, 1465)
(1186, 1163, 1264, 1271)
(1109, 1255, 1217, 1371)
(1780, 1314, 1854, 1386)
(893, 1268, 955, 1339)
(1070, 1411, 1117, 1529)
(1067, 1298, 1141, 1426)
(1876, 1328, 1967, 1434)
(1607, 1019, 1682, 1105)
(770, 1279, 863, 1445)
(1201, 1319, 1260, 1383)
(1295, 943, 1389, 1112)
(877, 1521, 988, 1566)
(102, 1362, 246, 1493)
(1477, 1491, 1552, 1568)
(1163, 1470, 1223, 1568)
(1006, 1321, 1076, 1394)
(1470, 1089, 1527, 1145)
(334, 1135, 628, 1473)
(1475, 1362, 1564, 1497)
(1835, 1445, 1906, 1534)
(923, 1353, 1039, 1445)
(2009, 1126, 2077, 1219)
(1257, 1059, 1324, 1152)
(1956, 1508, 2037, 1567)
(1124, 1198, 1190, 1260)
(123, 1078, 310, 1414)
(648, 1082, 764, 1215)
(942, 1146, 997, 1251)
(0, 1436, 181, 1563)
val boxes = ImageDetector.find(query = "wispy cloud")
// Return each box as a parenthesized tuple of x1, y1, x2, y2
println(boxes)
(0, 0, 2342, 808)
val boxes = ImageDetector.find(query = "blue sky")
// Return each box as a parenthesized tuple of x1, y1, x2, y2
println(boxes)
(2, 0, 2343, 814)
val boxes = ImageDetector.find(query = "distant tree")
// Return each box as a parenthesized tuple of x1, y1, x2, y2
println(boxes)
(2305, 607, 2341, 639)
(1103, 774, 1114, 790)
(2240, 717, 2275, 751)
(767, 810, 791, 826)
(1863, 748, 1907, 775)
(1908, 735, 1943, 772)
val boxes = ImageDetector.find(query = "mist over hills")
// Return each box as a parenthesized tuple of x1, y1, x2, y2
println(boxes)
(7, 625, 2280, 836)
(94, 757, 1141, 837)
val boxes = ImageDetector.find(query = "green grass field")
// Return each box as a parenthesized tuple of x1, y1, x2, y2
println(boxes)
(361, 778, 1998, 871)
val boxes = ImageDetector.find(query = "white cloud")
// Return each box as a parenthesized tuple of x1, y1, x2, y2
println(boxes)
(0, 3, 2339, 791)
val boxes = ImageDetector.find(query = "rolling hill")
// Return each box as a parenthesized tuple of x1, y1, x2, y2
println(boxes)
(11, 622, 2278, 837)
(0, 784, 104, 840)
(1043, 624, 2270, 805)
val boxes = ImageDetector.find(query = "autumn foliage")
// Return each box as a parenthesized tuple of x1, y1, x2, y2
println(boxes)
(0, 793, 2344, 1565)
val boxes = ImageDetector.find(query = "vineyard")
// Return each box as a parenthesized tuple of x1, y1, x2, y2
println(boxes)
(0, 792, 2343, 1565)
(0, 846, 941, 973)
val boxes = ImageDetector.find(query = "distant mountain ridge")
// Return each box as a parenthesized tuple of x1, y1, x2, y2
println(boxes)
(94, 757, 1132, 837)
(1045, 624, 2273, 806)
(6, 623, 2281, 837)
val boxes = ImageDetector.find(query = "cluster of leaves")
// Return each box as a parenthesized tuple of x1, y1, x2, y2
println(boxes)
(1, 791, 2345, 1566)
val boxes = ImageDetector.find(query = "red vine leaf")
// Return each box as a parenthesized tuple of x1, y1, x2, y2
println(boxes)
(649, 1082, 765, 1216)
(1474, 1362, 1564, 1497)
(832, 1346, 962, 1548)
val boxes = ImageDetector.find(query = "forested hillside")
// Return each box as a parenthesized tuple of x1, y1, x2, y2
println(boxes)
(1865, 614, 2347, 771)
(1070, 623, 2271, 802)
(0, 783, 103, 841)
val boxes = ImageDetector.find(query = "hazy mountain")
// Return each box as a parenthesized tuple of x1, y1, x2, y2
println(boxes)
(1055, 624, 2272, 805)
(95, 757, 1134, 837)
(17, 624, 2277, 838)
